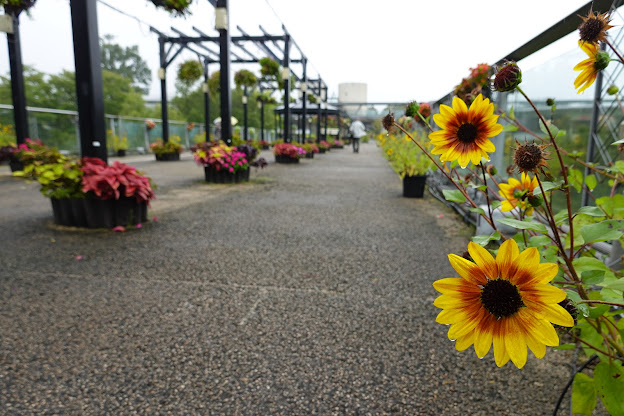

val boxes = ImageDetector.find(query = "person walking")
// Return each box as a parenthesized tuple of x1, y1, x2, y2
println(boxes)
(349, 119, 366, 153)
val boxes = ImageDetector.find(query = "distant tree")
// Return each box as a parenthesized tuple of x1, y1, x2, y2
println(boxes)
(100, 34, 151, 94)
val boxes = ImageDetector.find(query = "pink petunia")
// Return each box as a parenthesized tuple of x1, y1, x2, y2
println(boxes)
(112, 226, 126, 232)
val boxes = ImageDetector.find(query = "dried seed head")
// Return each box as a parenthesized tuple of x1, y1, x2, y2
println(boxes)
(514, 141, 548, 173)
(382, 112, 395, 132)
(546, 98, 556, 106)
(493, 61, 522, 92)
(485, 164, 497, 176)
(558, 298, 578, 326)
(506, 165, 515, 176)
(578, 8, 613, 45)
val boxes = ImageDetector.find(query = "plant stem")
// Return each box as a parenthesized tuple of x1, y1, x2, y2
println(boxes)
(480, 163, 496, 235)
(517, 86, 575, 261)
(566, 330, 622, 361)
(606, 40, 624, 68)
(577, 300, 624, 307)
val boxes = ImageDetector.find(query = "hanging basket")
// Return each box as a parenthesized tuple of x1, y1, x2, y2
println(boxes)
(150, 0, 192, 16)
(177, 60, 203, 85)
(2, 0, 36, 14)
(234, 69, 258, 89)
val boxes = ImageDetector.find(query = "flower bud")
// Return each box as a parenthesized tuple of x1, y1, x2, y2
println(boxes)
(607, 85, 619, 95)
(493, 61, 522, 92)
(405, 101, 419, 118)
(594, 51, 611, 71)
(546, 98, 555, 106)
(528, 195, 543, 208)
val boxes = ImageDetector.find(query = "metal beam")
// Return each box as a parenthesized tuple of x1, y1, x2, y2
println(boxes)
(217, 0, 232, 145)
(5, 10, 28, 149)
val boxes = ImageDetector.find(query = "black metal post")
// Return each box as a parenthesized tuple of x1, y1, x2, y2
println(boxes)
(316, 80, 322, 143)
(323, 99, 329, 141)
(217, 0, 232, 145)
(203, 60, 210, 142)
(283, 34, 291, 143)
(6, 11, 29, 147)
(70, 0, 107, 162)
(159, 37, 169, 143)
(243, 85, 248, 141)
(260, 100, 265, 142)
(301, 58, 307, 143)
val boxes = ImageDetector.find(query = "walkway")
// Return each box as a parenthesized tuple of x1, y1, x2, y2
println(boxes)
(0, 142, 574, 415)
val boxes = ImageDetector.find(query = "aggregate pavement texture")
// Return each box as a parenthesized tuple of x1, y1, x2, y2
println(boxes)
(0, 143, 578, 415)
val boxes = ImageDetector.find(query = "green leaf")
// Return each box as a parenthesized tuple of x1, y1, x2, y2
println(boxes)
(572, 372, 597, 416)
(568, 168, 584, 193)
(502, 124, 518, 132)
(554, 209, 569, 225)
(539, 119, 559, 137)
(576, 206, 605, 217)
(496, 218, 548, 234)
(580, 220, 624, 244)
(443, 189, 466, 203)
(509, 106, 515, 121)
(529, 235, 553, 247)
(533, 180, 563, 196)
(566, 290, 590, 317)
(573, 256, 611, 273)
(553, 343, 576, 350)
(491, 200, 502, 211)
(594, 362, 624, 416)
(469, 207, 485, 215)
(604, 277, 624, 291)
(587, 304, 610, 319)
(585, 174, 598, 191)
(581, 270, 606, 285)
(472, 231, 501, 247)
(612, 138, 624, 145)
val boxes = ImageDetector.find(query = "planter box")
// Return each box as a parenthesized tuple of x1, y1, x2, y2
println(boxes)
(305, 152, 314, 159)
(275, 155, 300, 164)
(204, 167, 250, 184)
(9, 158, 24, 173)
(155, 152, 180, 161)
(403, 175, 427, 198)
(50, 197, 148, 228)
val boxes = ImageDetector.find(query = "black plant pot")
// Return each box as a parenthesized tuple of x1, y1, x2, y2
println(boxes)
(305, 152, 314, 159)
(116, 149, 126, 157)
(275, 155, 299, 164)
(403, 175, 427, 198)
(204, 167, 250, 184)
(70, 198, 88, 228)
(261, 145, 270, 150)
(155, 152, 180, 161)
(318, 148, 326, 154)
(9, 158, 24, 173)
(50, 198, 74, 226)
(83, 199, 115, 229)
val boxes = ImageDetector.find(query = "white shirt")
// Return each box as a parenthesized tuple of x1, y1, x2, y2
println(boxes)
(349, 120, 366, 138)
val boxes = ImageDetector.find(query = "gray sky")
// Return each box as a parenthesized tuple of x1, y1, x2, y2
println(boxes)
(0, 0, 607, 104)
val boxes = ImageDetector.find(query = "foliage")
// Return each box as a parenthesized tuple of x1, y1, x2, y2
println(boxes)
(236, 143, 258, 163)
(0, 145, 16, 162)
(193, 142, 249, 173)
(149, 136, 183, 156)
(0, 123, 15, 146)
(150, 0, 192, 16)
(384, 11, 624, 413)
(273, 143, 305, 159)
(112, 134, 129, 151)
(318, 140, 331, 151)
(178, 60, 203, 86)
(0, 0, 36, 12)
(259, 57, 280, 77)
(234, 69, 258, 90)
(207, 71, 220, 95)
(301, 143, 319, 154)
(100, 35, 151, 94)
(377, 129, 434, 178)
(81, 157, 155, 203)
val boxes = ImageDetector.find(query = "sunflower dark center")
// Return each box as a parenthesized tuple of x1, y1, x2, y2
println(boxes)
(480, 279, 524, 318)
(456, 123, 478, 144)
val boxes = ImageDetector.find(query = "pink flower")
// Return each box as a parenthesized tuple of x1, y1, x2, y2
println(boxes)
(112, 226, 126, 232)
(153, 216, 158, 222)
(136, 223, 142, 229)
(229, 167, 234, 173)
(75, 255, 83, 261)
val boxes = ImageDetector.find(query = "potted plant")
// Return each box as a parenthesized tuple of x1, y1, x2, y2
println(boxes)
(273, 143, 305, 164)
(1, 0, 36, 14)
(12, 142, 154, 228)
(258, 139, 270, 150)
(378, 129, 434, 198)
(301, 143, 319, 159)
(318, 140, 331, 153)
(149, 0, 192, 16)
(145, 119, 156, 131)
(178, 60, 203, 86)
(113, 135, 129, 157)
(150, 136, 183, 161)
(330, 139, 344, 149)
(193, 142, 250, 183)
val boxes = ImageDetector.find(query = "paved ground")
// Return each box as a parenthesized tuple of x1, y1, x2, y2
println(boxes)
(0, 143, 577, 415)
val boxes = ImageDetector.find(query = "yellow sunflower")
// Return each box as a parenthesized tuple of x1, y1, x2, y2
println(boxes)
(498, 172, 539, 215)
(433, 240, 573, 368)
(574, 40, 610, 94)
(429, 94, 503, 169)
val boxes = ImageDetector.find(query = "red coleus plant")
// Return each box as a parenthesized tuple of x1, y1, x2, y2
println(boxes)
(273, 143, 306, 158)
(80, 157, 155, 204)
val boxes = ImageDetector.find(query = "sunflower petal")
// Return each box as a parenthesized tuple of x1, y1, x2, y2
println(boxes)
(474, 315, 495, 358)
(504, 317, 528, 368)
(467, 242, 498, 280)
(448, 254, 487, 285)
(455, 330, 476, 351)
(496, 239, 520, 279)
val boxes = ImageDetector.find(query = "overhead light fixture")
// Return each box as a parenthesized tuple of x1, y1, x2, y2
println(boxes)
(242, 96, 248, 105)
(281, 68, 290, 81)
(158, 68, 166, 80)
(215, 8, 228, 30)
